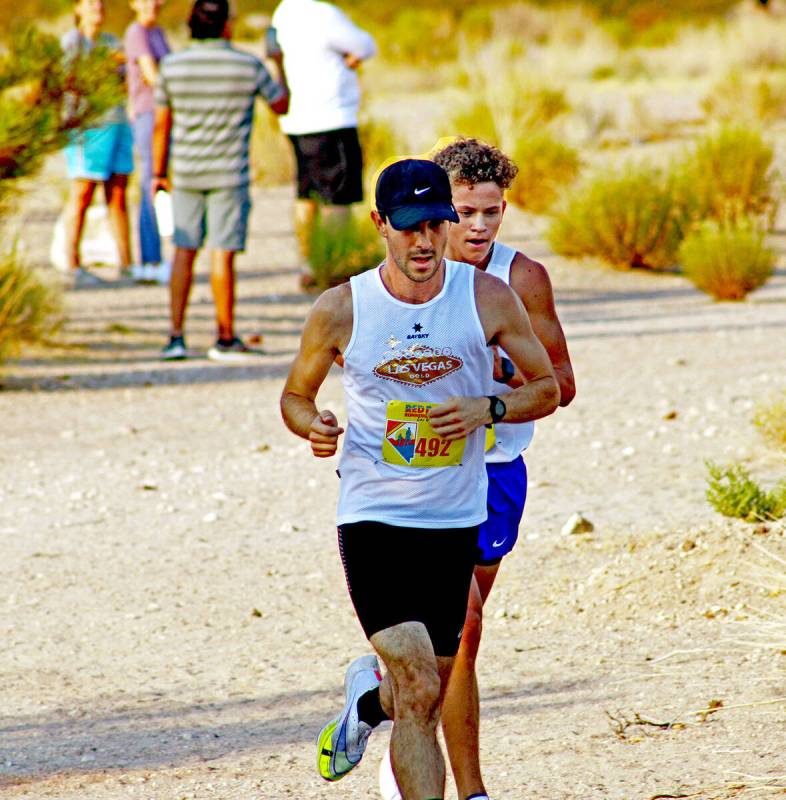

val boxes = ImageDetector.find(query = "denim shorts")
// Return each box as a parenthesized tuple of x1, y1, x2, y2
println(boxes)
(64, 123, 134, 181)
(171, 185, 251, 252)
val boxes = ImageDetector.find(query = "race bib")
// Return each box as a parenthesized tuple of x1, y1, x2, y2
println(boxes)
(382, 400, 466, 468)
(485, 424, 496, 452)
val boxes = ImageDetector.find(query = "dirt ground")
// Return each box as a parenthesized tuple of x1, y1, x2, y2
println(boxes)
(1, 176, 785, 800)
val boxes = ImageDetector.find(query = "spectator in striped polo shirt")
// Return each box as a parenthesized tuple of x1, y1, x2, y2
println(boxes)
(152, 0, 289, 362)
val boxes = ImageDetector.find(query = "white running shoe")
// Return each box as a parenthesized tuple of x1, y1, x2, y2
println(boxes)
(379, 746, 403, 800)
(207, 337, 265, 363)
(316, 654, 382, 781)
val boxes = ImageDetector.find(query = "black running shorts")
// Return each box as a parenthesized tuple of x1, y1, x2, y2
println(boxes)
(337, 521, 479, 657)
(288, 127, 364, 205)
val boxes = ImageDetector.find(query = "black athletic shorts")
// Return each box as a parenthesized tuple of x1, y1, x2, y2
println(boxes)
(288, 127, 364, 205)
(337, 521, 479, 657)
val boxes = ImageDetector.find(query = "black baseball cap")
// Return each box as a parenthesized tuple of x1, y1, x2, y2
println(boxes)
(375, 159, 459, 230)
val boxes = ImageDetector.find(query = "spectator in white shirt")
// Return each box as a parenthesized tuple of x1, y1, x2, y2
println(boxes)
(271, 0, 376, 286)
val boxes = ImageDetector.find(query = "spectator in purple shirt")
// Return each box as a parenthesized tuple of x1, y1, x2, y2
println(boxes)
(125, 0, 170, 283)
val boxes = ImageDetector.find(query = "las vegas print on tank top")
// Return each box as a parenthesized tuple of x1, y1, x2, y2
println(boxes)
(484, 242, 535, 463)
(337, 260, 494, 529)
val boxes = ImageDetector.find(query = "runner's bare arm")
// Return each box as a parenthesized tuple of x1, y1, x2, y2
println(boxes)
(429, 272, 559, 440)
(280, 286, 352, 457)
(509, 253, 575, 406)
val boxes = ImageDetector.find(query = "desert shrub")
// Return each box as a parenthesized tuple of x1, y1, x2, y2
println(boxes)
(446, 82, 569, 152)
(548, 162, 683, 270)
(307, 208, 384, 290)
(0, 247, 62, 366)
(706, 461, 786, 522)
(506, 131, 581, 214)
(678, 220, 775, 300)
(754, 393, 786, 451)
(446, 98, 501, 148)
(376, 8, 461, 65)
(358, 116, 404, 189)
(673, 127, 777, 227)
(703, 71, 786, 124)
(250, 106, 294, 187)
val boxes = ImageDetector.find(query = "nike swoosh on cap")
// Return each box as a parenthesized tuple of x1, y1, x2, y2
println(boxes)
(413, 187, 430, 195)
(492, 537, 507, 547)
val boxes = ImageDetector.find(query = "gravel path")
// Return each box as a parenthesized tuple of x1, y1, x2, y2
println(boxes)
(1, 182, 785, 799)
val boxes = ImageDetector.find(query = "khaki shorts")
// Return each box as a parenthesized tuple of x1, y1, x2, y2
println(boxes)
(171, 185, 251, 251)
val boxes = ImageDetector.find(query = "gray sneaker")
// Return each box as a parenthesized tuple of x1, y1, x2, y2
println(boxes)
(160, 335, 187, 361)
(68, 267, 106, 289)
(207, 337, 264, 363)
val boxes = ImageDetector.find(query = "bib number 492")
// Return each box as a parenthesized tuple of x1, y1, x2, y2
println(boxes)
(415, 437, 451, 458)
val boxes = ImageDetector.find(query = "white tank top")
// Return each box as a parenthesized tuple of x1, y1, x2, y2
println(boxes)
(485, 242, 535, 463)
(337, 260, 493, 529)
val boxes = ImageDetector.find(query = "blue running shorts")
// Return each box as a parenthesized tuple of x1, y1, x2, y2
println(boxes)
(476, 456, 527, 565)
(64, 123, 134, 181)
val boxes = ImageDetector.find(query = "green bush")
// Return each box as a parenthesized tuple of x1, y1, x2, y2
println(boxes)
(307, 209, 384, 290)
(754, 393, 786, 451)
(673, 127, 777, 227)
(0, 26, 124, 200)
(548, 162, 683, 270)
(706, 461, 786, 522)
(679, 220, 775, 301)
(507, 131, 581, 214)
(0, 247, 62, 366)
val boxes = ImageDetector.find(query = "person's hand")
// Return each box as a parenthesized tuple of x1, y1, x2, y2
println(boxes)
(343, 53, 362, 69)
(309, 410, 344, 457)
(428, 396, 487, 441)
(152, 175, 170, 194)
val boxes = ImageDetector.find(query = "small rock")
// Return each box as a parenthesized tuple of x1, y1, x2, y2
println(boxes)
(663, 410, 678, 420)
(562, 512, 594, 536)
(203, 512, 218, 523)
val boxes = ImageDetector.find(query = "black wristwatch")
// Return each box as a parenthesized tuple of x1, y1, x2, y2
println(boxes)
(497, 356, 515, 385)
(487, 395, 506, 424)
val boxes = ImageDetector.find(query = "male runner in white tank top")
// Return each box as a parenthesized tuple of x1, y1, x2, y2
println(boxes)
(281, 159, 560, 800)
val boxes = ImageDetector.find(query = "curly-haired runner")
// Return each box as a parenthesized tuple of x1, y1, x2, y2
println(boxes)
(378, 138, 576, 800)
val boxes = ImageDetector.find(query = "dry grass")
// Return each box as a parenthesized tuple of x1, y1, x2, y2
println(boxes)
(754, 392, 786, 451)
(507, 132, 581, 214)
(679, 220, 776, 301)
(0, 246, 62, 366)
(673, 126, 778, 229)
(307, 207, 384, 290)
(548, 162, 683, 270)
(249, 106, 294, 188)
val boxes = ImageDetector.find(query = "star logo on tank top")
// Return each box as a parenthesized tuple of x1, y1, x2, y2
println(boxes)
(374, 344, 463, 387)
(406, 323, 429, 340)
